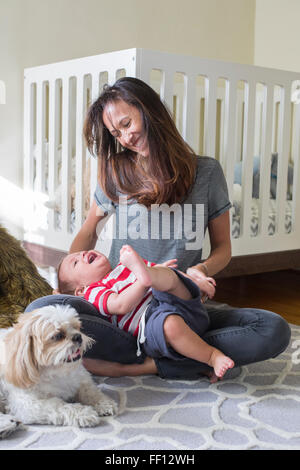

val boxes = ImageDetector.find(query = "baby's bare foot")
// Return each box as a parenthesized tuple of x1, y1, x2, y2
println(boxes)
(120, 245, 152, 286)
(208, 349, 234, 379)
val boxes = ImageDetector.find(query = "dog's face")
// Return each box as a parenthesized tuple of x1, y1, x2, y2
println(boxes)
(3, 305, 94, 389)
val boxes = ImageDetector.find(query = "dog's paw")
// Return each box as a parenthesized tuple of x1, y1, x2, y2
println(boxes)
(61, 403, 101, 427)
(0, 414, 25, 439)
(94, 398, 117, 417)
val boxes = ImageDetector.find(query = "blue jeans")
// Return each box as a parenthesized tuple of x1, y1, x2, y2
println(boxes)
(156, 302, 291, 379)
(25, 295, 291, 380)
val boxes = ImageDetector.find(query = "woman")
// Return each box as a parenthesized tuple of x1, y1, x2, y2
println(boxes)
(66, 77, 291, 380)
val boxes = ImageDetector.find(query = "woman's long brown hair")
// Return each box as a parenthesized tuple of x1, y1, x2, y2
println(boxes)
(84, 77, 197, 207)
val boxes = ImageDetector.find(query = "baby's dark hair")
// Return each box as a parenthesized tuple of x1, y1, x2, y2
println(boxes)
(57, 256, 76, 295)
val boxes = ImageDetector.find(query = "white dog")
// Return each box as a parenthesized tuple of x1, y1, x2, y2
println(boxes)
(0, 305, 117, 437)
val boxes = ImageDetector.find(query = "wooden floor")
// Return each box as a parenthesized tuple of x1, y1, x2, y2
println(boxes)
(214, 269, 300, 326)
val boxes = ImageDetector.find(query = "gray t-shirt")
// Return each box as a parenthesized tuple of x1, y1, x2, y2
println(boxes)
(94, 156, 231, 272)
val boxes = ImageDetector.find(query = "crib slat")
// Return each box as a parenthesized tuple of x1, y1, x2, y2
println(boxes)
(75, 75, 85, 232)
(240, 81, 256, 240)
(182, 74, 197, 149)
(161, 70, 174, 114)
(204, 76, 217, 159)
(61, 77, 71, 233)
(89, 73, 100, 206)
(48, 79, 58, 231)
(260, 84, 274, 237)
(23, 80, 34, 192)
(35, 82, 45, 193)
(138, 65, 152, 87)
(223, 78, 237, 200)
(108, 70, 117, 85)
(276, 83, 292, 236)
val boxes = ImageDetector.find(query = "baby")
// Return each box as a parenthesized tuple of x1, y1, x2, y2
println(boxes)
(58, 245, 234, 380)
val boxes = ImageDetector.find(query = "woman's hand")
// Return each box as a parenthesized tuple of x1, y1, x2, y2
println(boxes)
(185, 266, 216, 302)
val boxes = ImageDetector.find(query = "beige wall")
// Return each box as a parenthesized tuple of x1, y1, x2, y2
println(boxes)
(0, 0, 25, 235)
(0, 0, 23, 184)
(255, 0, 300, 72)
(22, 0, 255, 67)
(0, 0, 255, 236)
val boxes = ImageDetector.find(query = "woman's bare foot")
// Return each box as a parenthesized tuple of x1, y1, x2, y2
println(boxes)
(208, 348, 234, 379)
(120, 245, 152, 286)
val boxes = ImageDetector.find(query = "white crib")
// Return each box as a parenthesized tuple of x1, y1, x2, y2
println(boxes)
(23, 48, 300, 273)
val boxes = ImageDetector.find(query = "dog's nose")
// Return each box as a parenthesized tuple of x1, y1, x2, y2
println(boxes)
(72, 333, 82, 345)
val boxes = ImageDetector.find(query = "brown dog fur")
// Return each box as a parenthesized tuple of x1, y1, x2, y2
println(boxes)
(0, 226, 53, 328)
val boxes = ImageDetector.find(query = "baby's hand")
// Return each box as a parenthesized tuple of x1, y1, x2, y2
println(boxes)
(158, 259, 178, 268)
(186, 267, 216, 302)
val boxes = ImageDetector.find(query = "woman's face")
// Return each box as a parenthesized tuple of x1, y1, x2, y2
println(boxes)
(102, 100, 149, 157)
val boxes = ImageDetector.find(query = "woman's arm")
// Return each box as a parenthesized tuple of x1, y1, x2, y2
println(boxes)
(186, 211, 231, 298)
(200, 210, 232, 276)
(69, 200, 107, 253)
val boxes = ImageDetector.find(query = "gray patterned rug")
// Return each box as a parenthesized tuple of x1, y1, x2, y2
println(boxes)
(1, 323, 300, 450)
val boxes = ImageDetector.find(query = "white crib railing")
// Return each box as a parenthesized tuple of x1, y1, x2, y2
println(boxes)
(23, 48, 300, 258)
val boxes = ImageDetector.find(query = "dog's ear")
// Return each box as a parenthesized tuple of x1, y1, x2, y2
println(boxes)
(4, 313, 40, 388)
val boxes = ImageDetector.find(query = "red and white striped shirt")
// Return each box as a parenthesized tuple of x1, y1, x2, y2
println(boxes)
(84, 259, 155, 337)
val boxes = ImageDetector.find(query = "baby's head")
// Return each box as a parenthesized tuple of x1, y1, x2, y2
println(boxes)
(58, 250, 112, 295)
